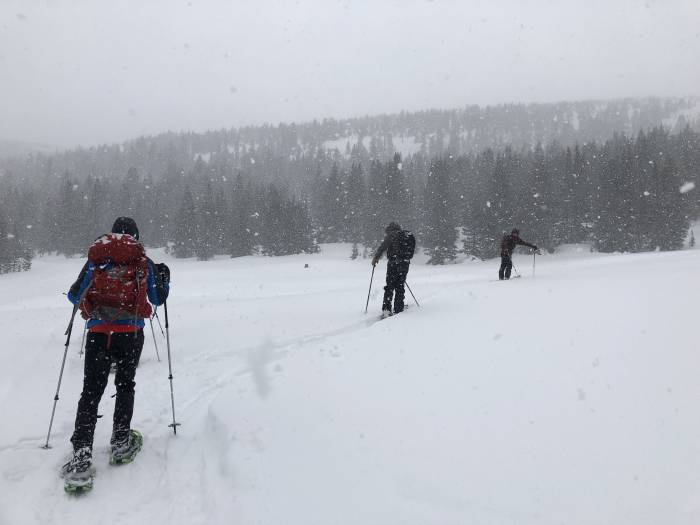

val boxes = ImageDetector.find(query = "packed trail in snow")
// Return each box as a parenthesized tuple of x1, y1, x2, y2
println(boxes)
(1, 244, 699, 525)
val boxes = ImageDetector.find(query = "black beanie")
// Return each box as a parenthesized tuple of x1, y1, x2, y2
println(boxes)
(385, 222, 401, 234)
(111, 217, 139, 240)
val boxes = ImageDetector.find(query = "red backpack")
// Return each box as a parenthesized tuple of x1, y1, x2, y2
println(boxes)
(80, 233, 152, 322)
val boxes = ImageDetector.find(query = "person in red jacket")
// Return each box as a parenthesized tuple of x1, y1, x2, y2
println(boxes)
(60, 217, 170, 488)
(499, 228, 538, 280)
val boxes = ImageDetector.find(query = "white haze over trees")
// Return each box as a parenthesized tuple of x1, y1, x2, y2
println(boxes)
(1, 96, 699, 274)
(1, 0, 699, 148)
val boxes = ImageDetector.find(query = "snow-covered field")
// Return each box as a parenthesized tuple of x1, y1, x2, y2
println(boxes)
(1, 245, 699, 525)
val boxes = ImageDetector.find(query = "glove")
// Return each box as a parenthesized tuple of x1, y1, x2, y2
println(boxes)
(532, 245, 538, 252)
(155, 263, 170, 283)
(371, 256, 379, 266)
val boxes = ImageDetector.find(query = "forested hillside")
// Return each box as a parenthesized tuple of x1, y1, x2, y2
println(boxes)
(1, 97, 699, 270)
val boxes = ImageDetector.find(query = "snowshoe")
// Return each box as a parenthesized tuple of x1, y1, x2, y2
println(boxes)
(492, 275, 522, 282)
(110, 429, 143, 465)
(380, 310, 393, 320)
(62, 447, 94, 494)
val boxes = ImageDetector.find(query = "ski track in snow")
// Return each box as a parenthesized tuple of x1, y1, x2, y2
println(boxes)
(1, 244, 700, 525)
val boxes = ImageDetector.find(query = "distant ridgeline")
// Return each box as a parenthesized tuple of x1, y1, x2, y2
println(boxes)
(0, 96, 699, 268)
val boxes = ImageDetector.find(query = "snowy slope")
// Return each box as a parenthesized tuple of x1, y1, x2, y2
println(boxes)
(1, 246, 699, 525)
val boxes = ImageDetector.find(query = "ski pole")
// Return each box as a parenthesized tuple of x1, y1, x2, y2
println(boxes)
(533, 251, 536, 277)
(364, 265, 375, 314)
(43, 304, 80, 449)
(78, 319, 87, 358)
(153, 308, 166, 338)
(163, 301, 180, 434)
(405, 281, 421, 308)
(512, 262, 520, 278)
(149, 316, 162, 362)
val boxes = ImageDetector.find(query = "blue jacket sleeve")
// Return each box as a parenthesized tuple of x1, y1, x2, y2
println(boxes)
(67, 262, 93, 304)
(147, 260, 169, 306)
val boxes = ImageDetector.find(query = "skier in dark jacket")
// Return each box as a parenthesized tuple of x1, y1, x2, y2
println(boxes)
(372, 222, 415, 316)
(61, 217, 170, 490)
(499, 228, 538, 280)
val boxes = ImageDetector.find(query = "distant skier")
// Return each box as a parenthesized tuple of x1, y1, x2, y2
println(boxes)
(499, 228, 538, 280)
(371, 222, 416, 316)
(60, 217, 170, 491)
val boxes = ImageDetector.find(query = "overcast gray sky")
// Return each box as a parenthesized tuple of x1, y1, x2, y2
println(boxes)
(1, 0, 699, 148)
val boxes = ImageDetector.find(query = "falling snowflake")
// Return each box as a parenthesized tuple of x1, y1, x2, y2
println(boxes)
(680, 181, 695, 194)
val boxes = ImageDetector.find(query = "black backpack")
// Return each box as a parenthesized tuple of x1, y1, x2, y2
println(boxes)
(393, 230, 416, 260)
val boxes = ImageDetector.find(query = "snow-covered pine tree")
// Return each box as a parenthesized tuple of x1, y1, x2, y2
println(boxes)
(229, 175, 256, 258)
(173, 187, 197, 258)
(423, 158, 457, 264)
(195, 182, 216, 260)
(384, 153, 409, 230)
(213, 187, 229, 255)
(345, 162, 366, 254)
(55, 176, 87, 256)
(362, 159, 386, 252)
(260, 183, 286, 256)
(316, 163, 347, 243)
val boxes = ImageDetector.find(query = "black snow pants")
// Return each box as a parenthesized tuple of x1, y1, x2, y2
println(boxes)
(499, 255, 513, 280)
(383, 259, 410, 313)
(71, 330, 144, 451)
